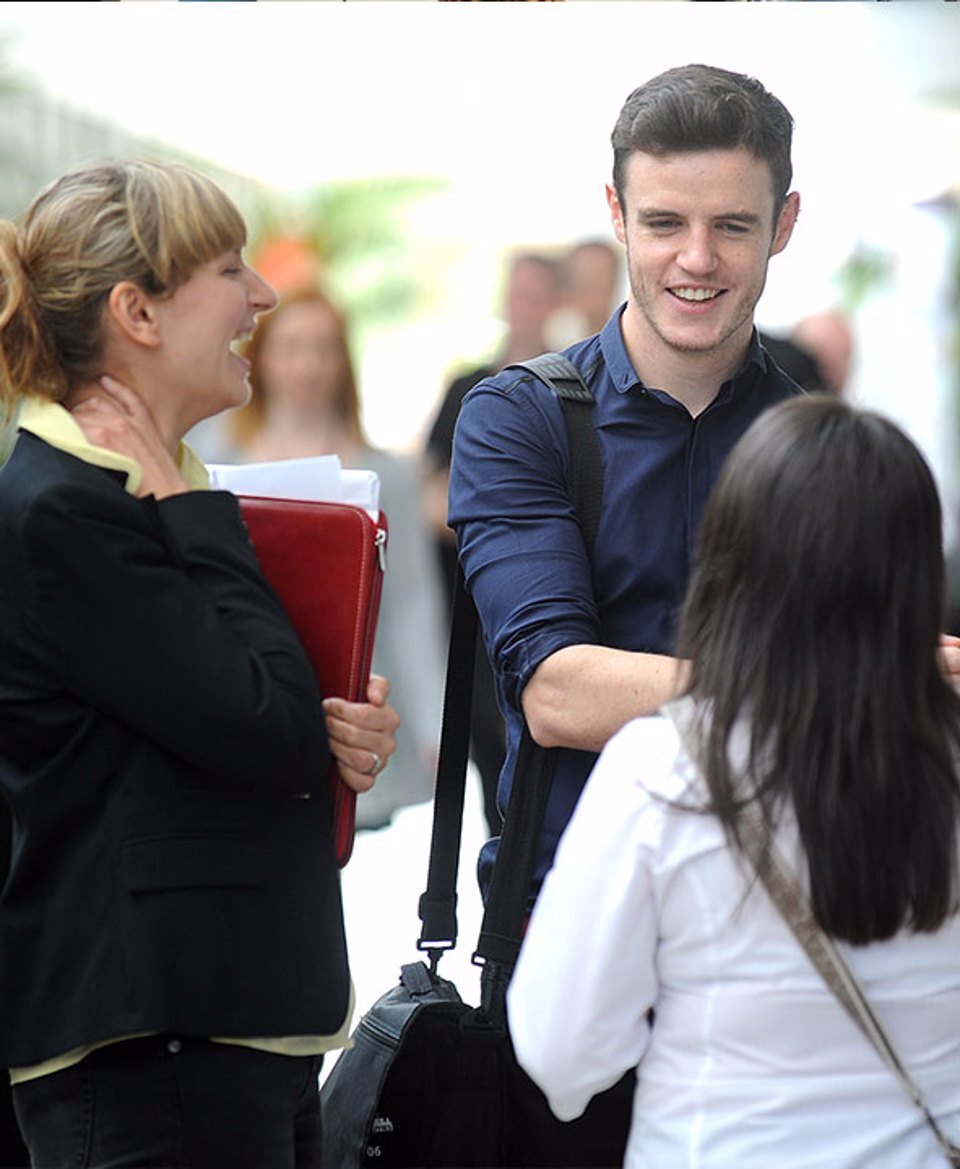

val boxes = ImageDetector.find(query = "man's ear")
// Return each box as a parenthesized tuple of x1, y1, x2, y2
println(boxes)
(606, 183, 627, 246)
(770, 191, 801, 258)
(106, 282, 161, 348)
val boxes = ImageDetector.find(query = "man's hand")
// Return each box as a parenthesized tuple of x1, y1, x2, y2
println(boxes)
(939, 633, 960, 692)
(322, 674, 401, 793)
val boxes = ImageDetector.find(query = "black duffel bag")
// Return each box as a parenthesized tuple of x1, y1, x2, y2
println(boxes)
(321, 958, 634, 1168)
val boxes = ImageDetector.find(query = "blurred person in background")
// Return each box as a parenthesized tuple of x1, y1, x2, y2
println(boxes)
(228, 289, 446, 832)
(791, 308, 854, 395)
(547, 237, 623, 350)
(760, 307, 854, 396)
(0, 158, 400, 1168)
(509, 395, 960, 1168)
(422, 251, 562, 834)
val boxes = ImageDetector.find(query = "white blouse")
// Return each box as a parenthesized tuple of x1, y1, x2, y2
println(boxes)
(507, 712, 960, 1169)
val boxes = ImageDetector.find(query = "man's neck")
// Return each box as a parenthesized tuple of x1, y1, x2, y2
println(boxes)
(621, 312, 753, 418)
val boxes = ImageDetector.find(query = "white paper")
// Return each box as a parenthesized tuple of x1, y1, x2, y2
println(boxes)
(208, 455, 380, 519)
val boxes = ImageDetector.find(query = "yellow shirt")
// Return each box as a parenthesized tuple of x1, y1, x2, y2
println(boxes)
(9, 397, 354, 1084)
(18, 394, 211, 494)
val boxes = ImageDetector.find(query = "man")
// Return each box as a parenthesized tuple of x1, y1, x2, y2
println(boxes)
(449, 63, 805, 897)
(451, 67, 960, 898)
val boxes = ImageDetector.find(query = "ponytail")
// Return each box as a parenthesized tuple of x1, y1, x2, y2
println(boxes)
(0, 220, 64, 419)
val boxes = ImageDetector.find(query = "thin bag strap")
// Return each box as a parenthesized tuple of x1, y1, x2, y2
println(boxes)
(666, 699, 960, 1167)
(739, 812, 959, 1167)
(417, 560, 557, 974)
(416, 563, 478, 965)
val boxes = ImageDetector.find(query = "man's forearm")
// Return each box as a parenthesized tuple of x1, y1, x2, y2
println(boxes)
(521, 644, 688, 754)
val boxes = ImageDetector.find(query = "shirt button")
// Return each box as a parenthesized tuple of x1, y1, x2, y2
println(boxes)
(167, 1038, 182, 1055)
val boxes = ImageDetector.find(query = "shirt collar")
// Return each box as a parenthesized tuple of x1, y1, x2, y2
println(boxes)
(18, 396, 209, 494)
(599, 307, 768, 398)
(598, 303, 639, 394)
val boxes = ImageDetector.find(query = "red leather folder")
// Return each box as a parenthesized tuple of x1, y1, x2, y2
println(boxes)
(239, 495, 387, 867)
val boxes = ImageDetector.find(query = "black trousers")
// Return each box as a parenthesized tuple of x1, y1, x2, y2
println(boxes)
(0, 1083, 28, 1169)
(12, 1035, 324, 1169)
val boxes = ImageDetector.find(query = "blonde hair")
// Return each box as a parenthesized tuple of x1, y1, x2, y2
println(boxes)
(0, 159, 247, 416)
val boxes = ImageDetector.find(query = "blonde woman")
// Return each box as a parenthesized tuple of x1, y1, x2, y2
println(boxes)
(0, 160, 399, 1168)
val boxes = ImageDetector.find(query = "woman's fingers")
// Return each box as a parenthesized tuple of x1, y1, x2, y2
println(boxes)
(322, 688, 400, 794)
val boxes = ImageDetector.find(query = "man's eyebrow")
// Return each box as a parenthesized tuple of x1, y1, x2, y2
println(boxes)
(635, 208, 763, 225)
(635, 208, 680, 221)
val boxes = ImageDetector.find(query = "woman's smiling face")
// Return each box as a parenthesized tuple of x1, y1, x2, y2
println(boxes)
(150, 250, 277, 431)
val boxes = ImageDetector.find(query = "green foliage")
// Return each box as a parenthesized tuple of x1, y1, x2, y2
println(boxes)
(245, 176, 447, 327)
(833, 243, 894, 312)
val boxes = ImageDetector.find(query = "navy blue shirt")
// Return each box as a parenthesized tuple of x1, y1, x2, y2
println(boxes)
(448, 307, 801, 897)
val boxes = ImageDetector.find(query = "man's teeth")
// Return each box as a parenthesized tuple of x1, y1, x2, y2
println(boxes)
(673, 288, 721, 301)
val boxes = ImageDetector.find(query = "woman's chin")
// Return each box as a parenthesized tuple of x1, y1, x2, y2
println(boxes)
(218, 374, 253, 416)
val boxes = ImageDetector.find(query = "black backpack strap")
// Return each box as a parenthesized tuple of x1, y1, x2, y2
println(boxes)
(418, 351, 602, 986)
(502, 352, 602, 556)
(475, 353, 602, 976)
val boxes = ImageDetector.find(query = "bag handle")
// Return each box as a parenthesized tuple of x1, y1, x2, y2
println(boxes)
(417, 353, 601, 979)
(666, 697, 960, 1168)
(416, 563, 478, 965)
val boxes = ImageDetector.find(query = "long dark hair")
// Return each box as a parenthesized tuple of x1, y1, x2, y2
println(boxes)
(677, 395, 960, 944)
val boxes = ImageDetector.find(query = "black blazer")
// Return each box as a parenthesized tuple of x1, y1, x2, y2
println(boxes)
(0, 431, 350, 1067)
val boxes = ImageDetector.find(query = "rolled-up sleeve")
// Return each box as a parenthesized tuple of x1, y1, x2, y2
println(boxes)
(448, 376, 600, 711)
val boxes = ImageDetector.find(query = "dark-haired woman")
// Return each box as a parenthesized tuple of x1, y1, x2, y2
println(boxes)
(508, 395, 960, 1168)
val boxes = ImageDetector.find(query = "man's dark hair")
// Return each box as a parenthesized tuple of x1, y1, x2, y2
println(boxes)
(611, 63, 794, 212)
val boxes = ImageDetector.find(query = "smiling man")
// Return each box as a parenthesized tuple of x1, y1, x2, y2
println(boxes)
(448, 64, 803, 905)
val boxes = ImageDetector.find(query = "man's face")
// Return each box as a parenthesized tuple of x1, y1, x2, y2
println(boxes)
(607, 147, 799, 367)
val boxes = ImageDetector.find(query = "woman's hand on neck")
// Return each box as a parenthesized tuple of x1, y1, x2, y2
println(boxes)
(66, 375, 190, 499)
